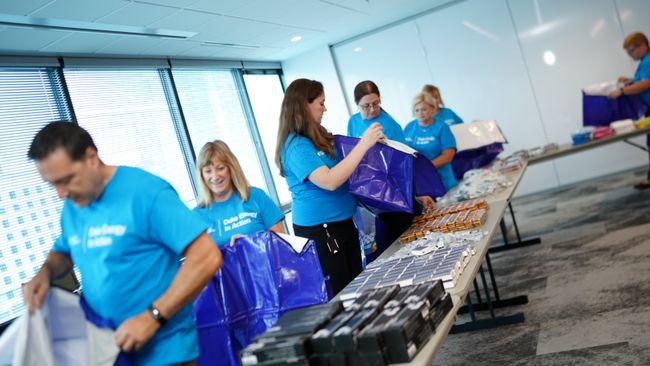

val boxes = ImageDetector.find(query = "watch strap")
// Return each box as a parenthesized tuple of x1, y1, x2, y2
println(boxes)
(148, 304, 167, 326)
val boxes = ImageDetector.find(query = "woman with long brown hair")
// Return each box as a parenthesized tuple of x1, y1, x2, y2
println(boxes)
(276, 78, 383, 296)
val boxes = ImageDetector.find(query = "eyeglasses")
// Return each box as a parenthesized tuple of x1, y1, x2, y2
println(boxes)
(359, 100, 381, 112)
(625, 44, 639, 55)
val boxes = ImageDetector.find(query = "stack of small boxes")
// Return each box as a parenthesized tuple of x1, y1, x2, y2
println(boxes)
(400, 199, 488, 243)
(240, 282, 452, 366)
(338, 244, 474, 296)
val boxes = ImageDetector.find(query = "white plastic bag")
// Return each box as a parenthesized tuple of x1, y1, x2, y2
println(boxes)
(0, 288, 120, 366)
(582, 80, 619, 96)
(450, 120, 507, 152)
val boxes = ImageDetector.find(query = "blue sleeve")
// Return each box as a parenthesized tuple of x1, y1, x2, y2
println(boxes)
(284, 137, 327, 182)
(149, 186, 209, 255)
(251, 188, 285, 229)
(635, 61, 650, 81)
(439, 123, 457, 151)
(381, 113, 406, 143)
(347, 115, 355, 137)
(51, 236, 69, 254)
(387, 122, 406, 143)
(449, 109, 463, 124)
(402, 122, 415, 148)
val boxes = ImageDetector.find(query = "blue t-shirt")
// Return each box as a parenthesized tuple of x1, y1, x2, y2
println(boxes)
(634, 52, 650, 106)
(52, 166, 207, 365)
(403, 119, 458, 190)
(281, 133, 357, 226)
(347, 110, 406, 143)
(435, 107, 463, 126)
(193, 187, 284, 246)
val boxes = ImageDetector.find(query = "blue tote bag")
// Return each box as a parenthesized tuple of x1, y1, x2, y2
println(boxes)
(192, 232, 327, 366)
(335, 135, 445, 214)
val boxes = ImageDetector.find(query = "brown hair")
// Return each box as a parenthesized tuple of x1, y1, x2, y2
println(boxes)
(623, 32, 649, 49)
(275, 79, 334, 176)
(421, 84, 444, 107)
(412, 92, 438, 115)
(353, 80, 380, 105)
(196, 140, 250, 207)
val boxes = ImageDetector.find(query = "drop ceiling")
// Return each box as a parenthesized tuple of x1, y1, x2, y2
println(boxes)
(0, 0, 453, 61)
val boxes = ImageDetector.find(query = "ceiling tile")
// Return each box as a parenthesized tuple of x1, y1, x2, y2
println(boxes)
(190, 16, 258, 42)
(0, 26, 71, 51)
(208, 46, 260, 59)
(0, 0, 53, 16)
(31, 0, 127, 22)
(96, 2, 179, 27)
(185, 0, 255, 14)
(93, 34, 172, 55)
(136, 38, 197, 56)
(143, 0, 200, 7)
(39, 31, 121, 53)
(228, 0, 345, 31)
(175, 44, 223, 57)
(148, 8, 214, 31)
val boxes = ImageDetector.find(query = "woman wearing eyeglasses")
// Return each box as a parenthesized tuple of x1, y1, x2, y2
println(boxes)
(347, 80, 406, 143)
(276, 78, 383, 296)
(421, 84, 463, 127)
(404, 92, 458, 191)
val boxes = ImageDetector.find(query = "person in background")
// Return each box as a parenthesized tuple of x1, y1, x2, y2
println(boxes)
(348, 81, 427, 259)
(404, 92, 458, 191)
(422, 84, 464, 126)
(193, 140, 285, 247)
(608, 31, 650, 190)
(23, 122, 221, 365)
(276, 78, 383, 296)
(347, 80, 406, 143)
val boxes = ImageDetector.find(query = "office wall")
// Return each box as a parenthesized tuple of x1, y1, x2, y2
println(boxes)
(282, 46, 350, 135)
(282, 0, 649, 196)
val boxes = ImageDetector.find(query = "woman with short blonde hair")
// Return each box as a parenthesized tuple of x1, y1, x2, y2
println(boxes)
(403, 92, 458, 190)
(421, 84, 463, 126)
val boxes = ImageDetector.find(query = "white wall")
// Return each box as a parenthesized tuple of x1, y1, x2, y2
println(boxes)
(325, 0, 650, 195)
(281, 0, 649, 196)
(281, 46, 350, 135)
(508, 0, 646, 186)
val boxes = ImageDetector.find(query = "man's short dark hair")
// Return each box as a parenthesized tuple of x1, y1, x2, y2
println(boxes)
(28, 121, 98, 161)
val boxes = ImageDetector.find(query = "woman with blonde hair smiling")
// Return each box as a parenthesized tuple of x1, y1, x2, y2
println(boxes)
(193, 140, 284, 247)
(403, 92, 458, 190)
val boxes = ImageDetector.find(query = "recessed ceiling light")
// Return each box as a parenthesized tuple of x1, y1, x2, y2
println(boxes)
(354, 47, 362, 52)
(543, 50, 556, 66)
(291, 36, 302, 43)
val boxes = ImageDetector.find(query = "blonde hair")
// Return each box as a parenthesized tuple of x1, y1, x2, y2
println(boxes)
(421, 84, 444, 107)
(196, 140, 250, 207)
(624, 32, 649, 49)
(275, 78, 334, 176)
(412, 92, 438, 115)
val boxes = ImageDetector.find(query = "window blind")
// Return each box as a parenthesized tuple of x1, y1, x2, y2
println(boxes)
(62, 68, 196, 206)
(0, 68, 71, 325)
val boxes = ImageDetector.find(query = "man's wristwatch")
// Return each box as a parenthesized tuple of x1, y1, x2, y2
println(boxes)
(148, 304, 167, 326)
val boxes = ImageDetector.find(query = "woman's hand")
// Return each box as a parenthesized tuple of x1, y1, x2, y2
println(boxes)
(229, 234, 243, 246)
(608, 88, 623, 99)
(358, 122, 383, 150)
(415, 195, 436, 209)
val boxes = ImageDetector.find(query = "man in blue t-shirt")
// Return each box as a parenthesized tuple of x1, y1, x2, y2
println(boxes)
(23, 122, 222, 365)
(609, 32, 650, 190)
